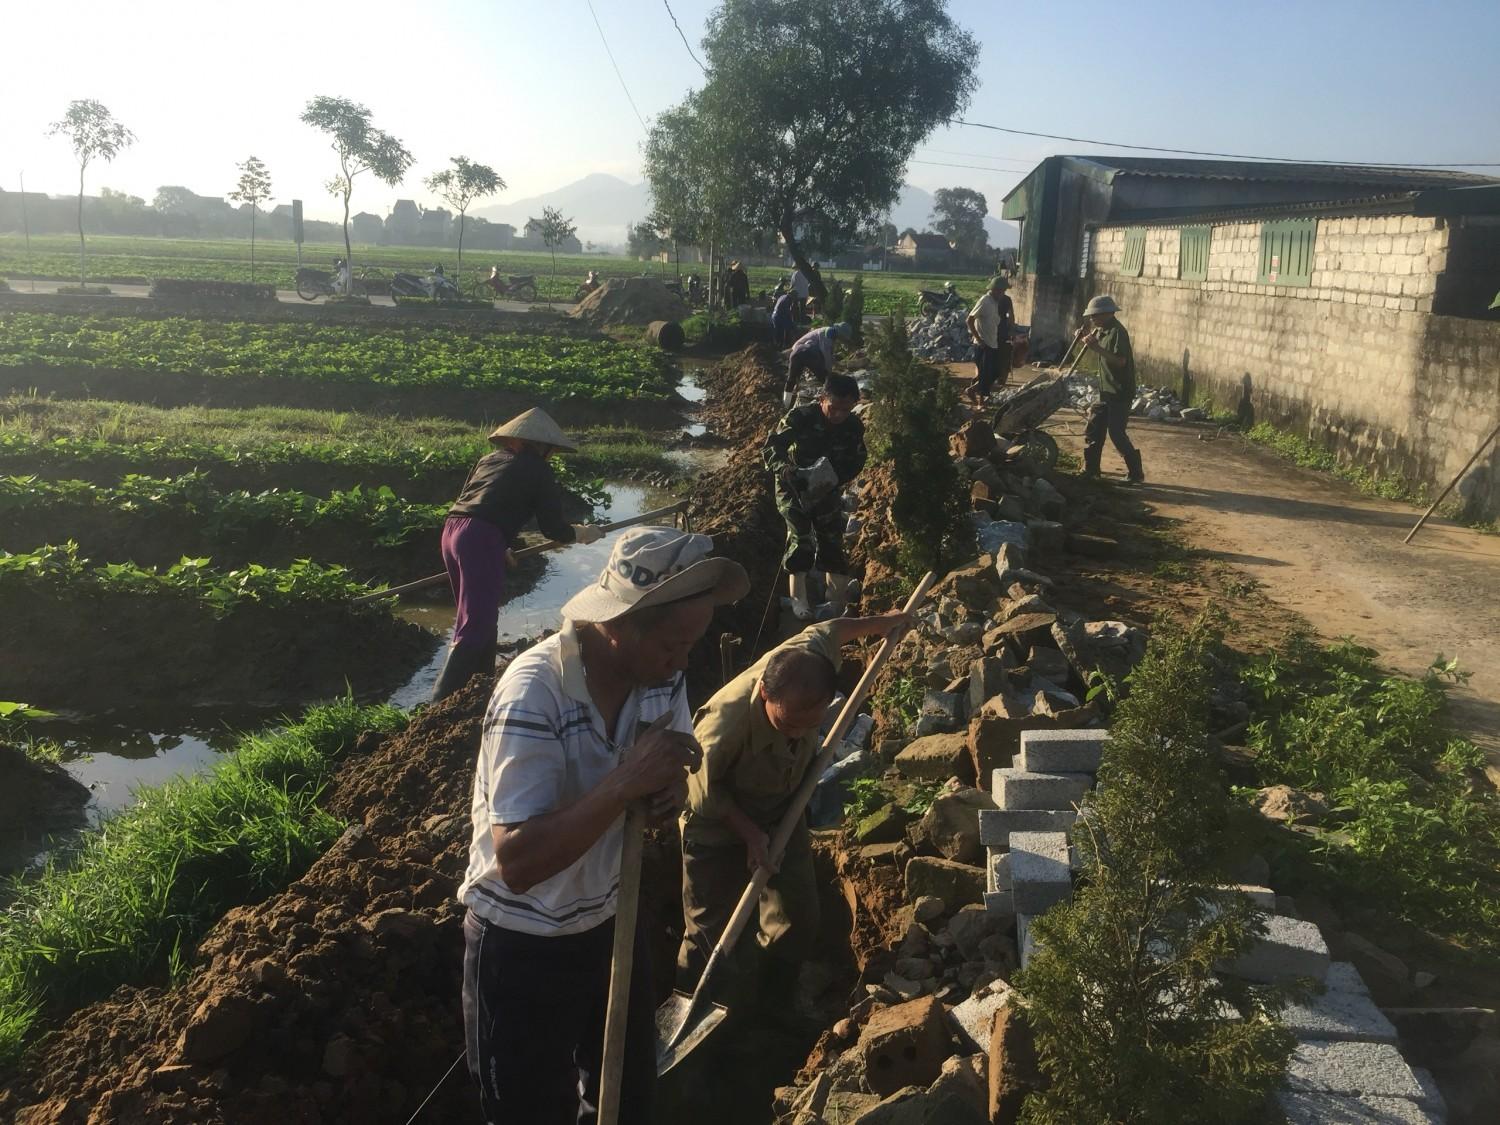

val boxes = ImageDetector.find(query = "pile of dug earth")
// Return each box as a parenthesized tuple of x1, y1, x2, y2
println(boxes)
(570, 276, 691, 327)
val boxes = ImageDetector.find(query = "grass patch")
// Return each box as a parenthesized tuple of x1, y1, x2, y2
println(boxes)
(1246, 422, 1427, 505)
(0, 696, 406, 1069)
(1241, 635, 1500, 952)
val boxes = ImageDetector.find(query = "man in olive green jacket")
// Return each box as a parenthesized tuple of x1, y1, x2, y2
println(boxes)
(1074, 294, 1145, 483)
(676, 611, 907, 1005)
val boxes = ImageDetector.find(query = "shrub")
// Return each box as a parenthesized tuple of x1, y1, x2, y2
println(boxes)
(865, 317, 973, 575)
(148, 277, 277, 303)
(845, 275, 865, 343)
(1019, 615, 1294, 1124)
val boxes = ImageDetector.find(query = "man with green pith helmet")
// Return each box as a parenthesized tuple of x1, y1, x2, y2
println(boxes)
(1074, 294, 1145, 483)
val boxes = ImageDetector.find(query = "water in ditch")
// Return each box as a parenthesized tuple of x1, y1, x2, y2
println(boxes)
(11, 367, 714, 865)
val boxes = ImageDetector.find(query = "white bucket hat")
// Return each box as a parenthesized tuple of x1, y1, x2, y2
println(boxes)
(488, 407, 578, 451)
(562, 526, 750, 624)
(1084, 295, 1119, 316)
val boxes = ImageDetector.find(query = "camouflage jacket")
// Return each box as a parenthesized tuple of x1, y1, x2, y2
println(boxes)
(762, 403, 867, 484)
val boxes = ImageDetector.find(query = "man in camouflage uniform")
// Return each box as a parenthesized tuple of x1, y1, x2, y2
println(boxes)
(762, 372, 866, 620)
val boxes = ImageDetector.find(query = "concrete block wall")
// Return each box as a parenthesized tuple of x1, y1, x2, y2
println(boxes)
(1086, 219, 1500, 517)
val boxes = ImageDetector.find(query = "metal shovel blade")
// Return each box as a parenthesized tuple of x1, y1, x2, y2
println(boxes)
(654, 989, 729, 1075)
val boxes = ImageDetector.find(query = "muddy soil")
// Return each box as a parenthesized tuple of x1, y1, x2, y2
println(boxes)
(1051, 418, 1500, 759)
(0, 365, 690, 430)
(0, 588, 436, 717)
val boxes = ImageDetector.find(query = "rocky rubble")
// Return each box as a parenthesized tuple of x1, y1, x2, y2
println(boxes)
(1065, 378, 1210, 422)
(905, 310, 975, 362)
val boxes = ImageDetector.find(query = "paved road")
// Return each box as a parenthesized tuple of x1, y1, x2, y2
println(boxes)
(5, 279, 543, 316)
(1055, 417, 1500, 762)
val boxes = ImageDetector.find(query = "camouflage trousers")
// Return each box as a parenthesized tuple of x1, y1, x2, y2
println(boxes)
(776, 486, 848, 574)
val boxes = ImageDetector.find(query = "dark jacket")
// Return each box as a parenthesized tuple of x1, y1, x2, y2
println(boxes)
(762, 403, 867, 484)
(447, 447, 576, 543)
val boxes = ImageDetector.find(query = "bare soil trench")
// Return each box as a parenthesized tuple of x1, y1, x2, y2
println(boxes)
(1049, 416, 1500, 762)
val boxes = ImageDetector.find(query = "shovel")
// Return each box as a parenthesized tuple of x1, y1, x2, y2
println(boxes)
(654, 570, 939, 1075)
(350, 502, 689, 605)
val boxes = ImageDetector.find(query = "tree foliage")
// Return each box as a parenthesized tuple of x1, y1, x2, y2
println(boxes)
(643, 0, 978, 297)
(1017, 615, 1295, 1125)
(299, 96, 413, 283)
(425, 156, 504, 278)
(47, 99, 136, 286)
(228, 156, 273, 282)
(865, 317, 973, 574)
(930, 186, 990, 259)
(530, 207, 578, 303)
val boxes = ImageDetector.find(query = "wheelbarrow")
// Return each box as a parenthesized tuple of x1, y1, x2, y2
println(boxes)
(990, 343, 1087, 472)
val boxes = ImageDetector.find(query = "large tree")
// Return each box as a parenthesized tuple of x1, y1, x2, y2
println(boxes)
(425, 156, 504, 280)
(300, 96, 412, 290)
(930, 186, 990, 260)
(47, 99, 136, 288)
(228, 156, 273, 282)
(644, 0, 978, 300)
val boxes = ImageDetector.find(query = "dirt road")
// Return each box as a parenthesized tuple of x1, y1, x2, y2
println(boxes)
(1054, 417, 1500, 760)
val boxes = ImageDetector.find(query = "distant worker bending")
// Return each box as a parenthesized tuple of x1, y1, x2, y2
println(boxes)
(1074, 295, 1145, 483)
(763, 373, 866, 621)
(782, 321, 853, 408)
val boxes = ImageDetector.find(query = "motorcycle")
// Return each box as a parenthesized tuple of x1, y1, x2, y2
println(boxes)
(469, 268, 538, 302)
(295, 260, 347, 301)
(917, 285, 963, 316)
(392, 266, 462, 302)
(572, 271, 603, 302)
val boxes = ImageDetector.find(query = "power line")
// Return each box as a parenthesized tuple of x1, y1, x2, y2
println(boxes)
(586, 0, 648, 133)
(946, 117, 1500, 169)
(663, 0, 706, 74)
(911, 158, 1031, 175)
(919, 147, 1039, 170)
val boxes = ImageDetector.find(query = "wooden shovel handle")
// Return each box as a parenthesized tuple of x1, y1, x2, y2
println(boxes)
(598, 803, 645, 1125)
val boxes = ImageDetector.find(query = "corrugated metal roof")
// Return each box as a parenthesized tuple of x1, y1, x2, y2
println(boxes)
(1064, 155, 1497, 190)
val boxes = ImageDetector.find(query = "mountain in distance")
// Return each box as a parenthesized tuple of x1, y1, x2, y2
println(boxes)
(476, 172, 1016, 249)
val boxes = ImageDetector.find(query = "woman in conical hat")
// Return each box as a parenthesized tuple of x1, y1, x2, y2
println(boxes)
(432, 408, 604, 701)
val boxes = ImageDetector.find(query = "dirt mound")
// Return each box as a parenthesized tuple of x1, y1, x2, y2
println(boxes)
(0, 677, 497, 1125)
(697, 343, 786, 446)
(570, 277, 690, 328)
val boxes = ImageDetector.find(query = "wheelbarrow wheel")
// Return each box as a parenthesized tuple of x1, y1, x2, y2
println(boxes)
(1020, 430, 1059, 472)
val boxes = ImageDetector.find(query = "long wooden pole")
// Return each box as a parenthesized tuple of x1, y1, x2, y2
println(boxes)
(657, 571, 937, 1068)
(1403, 419, 1500, 545)
(351, 502, 688, 605)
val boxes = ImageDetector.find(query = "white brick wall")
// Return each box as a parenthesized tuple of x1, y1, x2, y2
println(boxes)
(1086, 215, 1500, 512)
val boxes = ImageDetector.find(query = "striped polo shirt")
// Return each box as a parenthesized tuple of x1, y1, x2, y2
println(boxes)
(459, 619, 692, 936)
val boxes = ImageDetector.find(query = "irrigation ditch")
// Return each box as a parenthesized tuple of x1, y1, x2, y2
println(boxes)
(0, 322, 1496, 1122)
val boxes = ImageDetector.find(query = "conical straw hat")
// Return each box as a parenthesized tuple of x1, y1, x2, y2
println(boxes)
(488, 408, 578, 451)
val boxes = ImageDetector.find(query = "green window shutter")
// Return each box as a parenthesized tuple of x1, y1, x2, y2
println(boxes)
(1179, 226, 1210, 281)
(1121, 227, 1146, 277)
(1257, 219, 1316, 286)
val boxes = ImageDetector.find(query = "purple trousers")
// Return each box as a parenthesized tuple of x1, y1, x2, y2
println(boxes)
(441, 516, 508, 650)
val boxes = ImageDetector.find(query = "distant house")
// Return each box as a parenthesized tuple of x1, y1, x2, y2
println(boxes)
(351, 212, 384, 243)
(892, 231, 954, 270)
(462, 218, 515, 252)
(1003, 153, 1500, 518)
(518, 218, 583, 254)
(417, 206, 451, 246)
(385, 199, 421, 244)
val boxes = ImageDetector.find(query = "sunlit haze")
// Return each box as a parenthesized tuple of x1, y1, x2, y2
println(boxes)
(2, 0, 1496, 236)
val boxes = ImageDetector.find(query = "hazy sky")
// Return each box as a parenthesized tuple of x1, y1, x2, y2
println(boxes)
(2, 0, 1496, 225)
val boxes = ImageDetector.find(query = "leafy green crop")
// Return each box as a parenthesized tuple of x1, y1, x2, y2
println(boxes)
(0, 542, 379, 615)
(0, 471, 445, 549)
(0, 311, 678, 400)
(1242, 634, 1500, 950)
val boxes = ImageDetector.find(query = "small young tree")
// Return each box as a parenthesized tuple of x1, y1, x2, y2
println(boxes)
(227, 156, 273, 282)
(1017, 615, 1295, 1125)
(530, 206, 577, 304)
(47, 100, 136, 288)
(300, 96, 413, 292)
(865, 318, 973, 575)
(424, 156, 504, 281)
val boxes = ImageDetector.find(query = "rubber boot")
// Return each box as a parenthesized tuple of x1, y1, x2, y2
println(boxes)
(1124, 448, 1145, 484)
(788, 573, 813, 621)
(430, 642, 493, 703)
(825, 573, 852, 615)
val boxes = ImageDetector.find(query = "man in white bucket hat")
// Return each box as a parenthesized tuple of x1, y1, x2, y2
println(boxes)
(458, 526, 748, 1123)
(1074, 295, 1145, 483)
